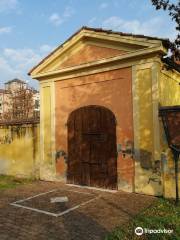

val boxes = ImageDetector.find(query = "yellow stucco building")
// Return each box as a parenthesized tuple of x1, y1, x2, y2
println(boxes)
(27, 27, 180, 198)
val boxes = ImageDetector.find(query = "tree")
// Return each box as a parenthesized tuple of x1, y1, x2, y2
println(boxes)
(11, 88, 34, 120)
(1, 88, 39, 121)
(151, 0, 180, 60)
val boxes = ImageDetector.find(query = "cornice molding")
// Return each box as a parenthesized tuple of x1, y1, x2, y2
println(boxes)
(32, 46, 166, 80)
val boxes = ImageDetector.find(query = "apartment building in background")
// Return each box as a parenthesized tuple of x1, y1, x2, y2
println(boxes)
(0, 78, 40, 121)
(0, 89, 11, 119)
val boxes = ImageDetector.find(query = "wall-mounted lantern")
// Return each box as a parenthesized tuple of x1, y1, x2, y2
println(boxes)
(159, 105, 180, 204)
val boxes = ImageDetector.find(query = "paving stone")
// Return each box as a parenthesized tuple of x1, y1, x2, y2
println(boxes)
(0, 181, 155, 240)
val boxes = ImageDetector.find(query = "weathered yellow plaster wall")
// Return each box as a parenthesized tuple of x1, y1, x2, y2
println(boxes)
(0, 124, 40, 179)
(159, 70, 180, 106)
(43, 87, 52, 164)
(40, 83, 56, 180)
(134, 64, 162, 196)
(159, 69, 180, 199)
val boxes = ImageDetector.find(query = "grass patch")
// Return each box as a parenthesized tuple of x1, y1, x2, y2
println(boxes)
(105, 198, 180, 240)
(0, 175, 34, 190)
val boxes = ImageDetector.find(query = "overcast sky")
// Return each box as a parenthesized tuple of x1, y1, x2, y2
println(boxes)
(0, 0, 177, 89)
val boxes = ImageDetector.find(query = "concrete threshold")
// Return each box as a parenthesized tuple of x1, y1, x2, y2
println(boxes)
(66, 184, 118, 193)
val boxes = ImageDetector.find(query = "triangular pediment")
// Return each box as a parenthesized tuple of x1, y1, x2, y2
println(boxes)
(54, 43, 129, 70)
(29, 27, 167, 78)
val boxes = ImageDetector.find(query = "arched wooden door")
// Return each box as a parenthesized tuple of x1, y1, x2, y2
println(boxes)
(67, 105, 117, 189)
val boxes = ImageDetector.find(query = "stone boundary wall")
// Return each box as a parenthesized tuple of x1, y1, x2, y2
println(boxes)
(0, 120, 40, 179)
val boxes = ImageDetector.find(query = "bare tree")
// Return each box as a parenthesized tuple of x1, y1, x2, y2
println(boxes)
(1, 87, 38, 122)
(11, 88, 34, 120)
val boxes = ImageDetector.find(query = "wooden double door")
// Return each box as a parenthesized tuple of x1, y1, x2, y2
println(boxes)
(67, 105, 117, 189)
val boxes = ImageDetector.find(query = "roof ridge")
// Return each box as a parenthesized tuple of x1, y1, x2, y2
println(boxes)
(81, 26, 170, 42)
